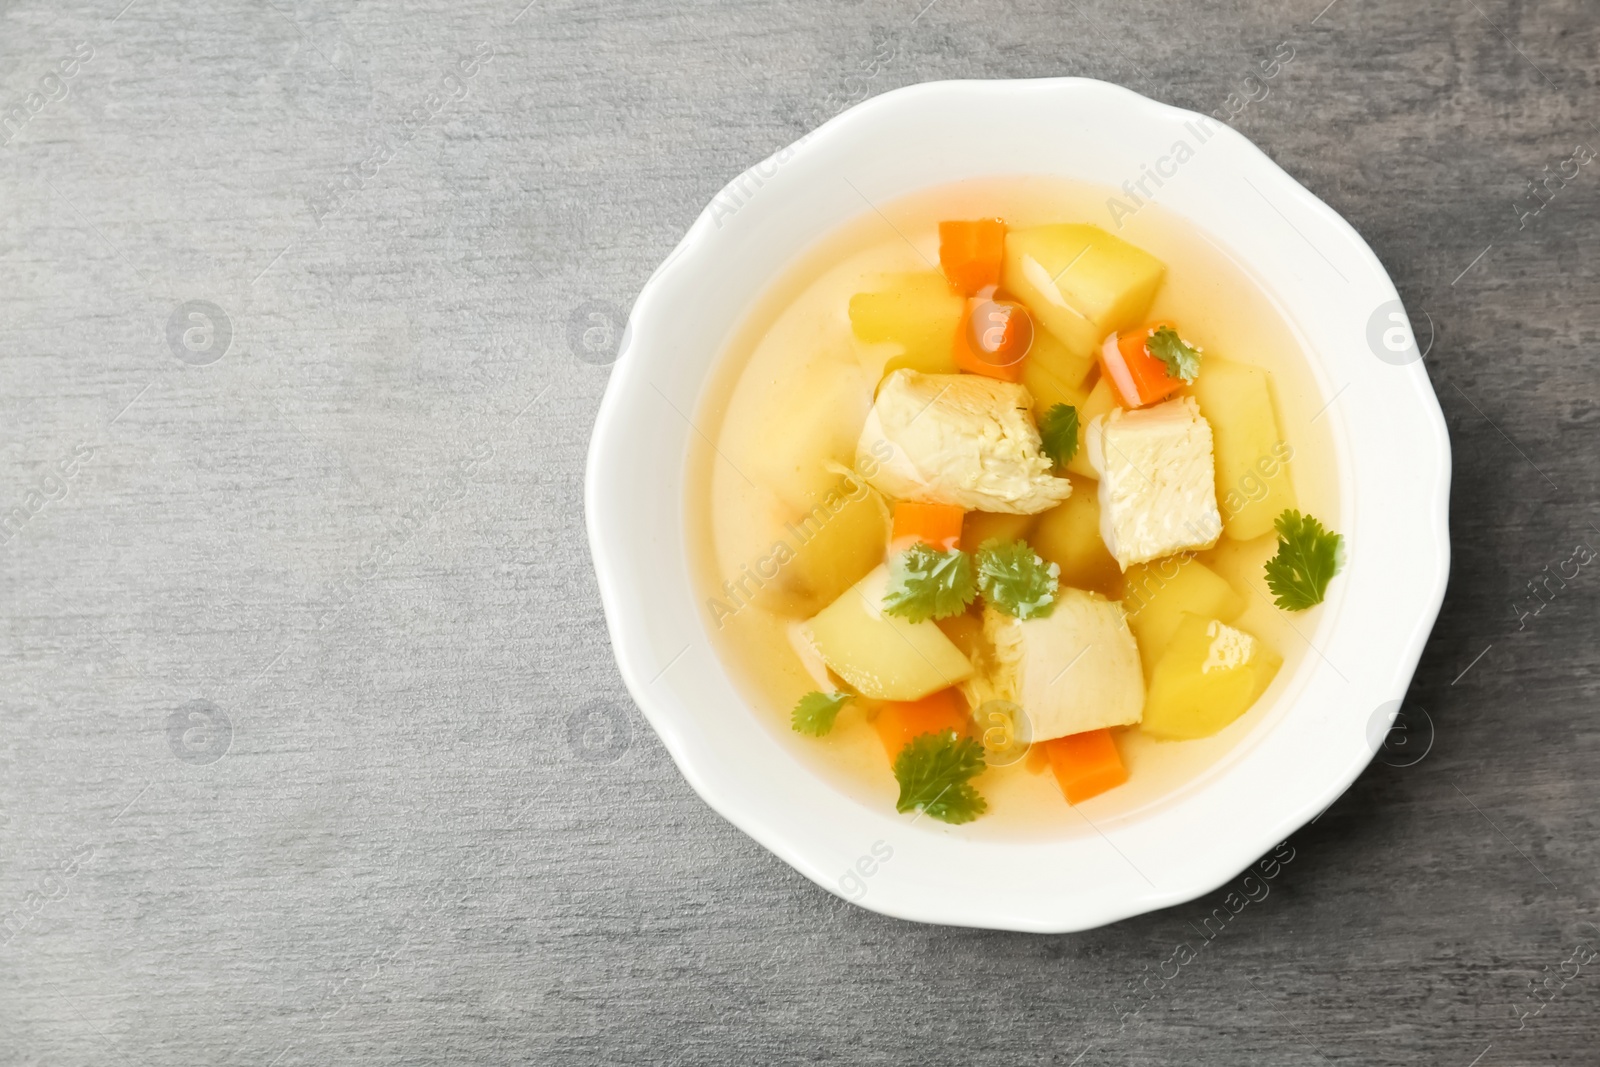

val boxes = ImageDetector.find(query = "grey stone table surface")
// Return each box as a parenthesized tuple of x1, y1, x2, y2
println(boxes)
(2, 0, 1598, 1063)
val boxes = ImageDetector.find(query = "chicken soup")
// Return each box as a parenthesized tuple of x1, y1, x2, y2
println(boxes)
(687, 177, 1342, 836)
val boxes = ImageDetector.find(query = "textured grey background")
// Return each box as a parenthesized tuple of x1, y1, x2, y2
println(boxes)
(2, 0, 1598, 1064)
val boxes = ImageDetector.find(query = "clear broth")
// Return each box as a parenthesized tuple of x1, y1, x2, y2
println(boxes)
(687, 177, 1341, 840)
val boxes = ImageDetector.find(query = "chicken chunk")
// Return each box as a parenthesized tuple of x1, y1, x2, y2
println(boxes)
(977, 590, 1144, 742)
(855, 370, 1073, 514)
(1086, 397, 1222, 570)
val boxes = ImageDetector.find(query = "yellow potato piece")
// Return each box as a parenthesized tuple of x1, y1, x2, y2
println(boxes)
(761, 476, 889, 616)
(1020, 327, 1095, 413)
(1188, 357, 1296, 542)
(934, 610, 985, 665)
(1122, 556, 1246, 671)
(1141, 613, 1281, 740)
(1002, 224, 1166, 362)
(1029, 475, 1121, 598)
(848, 272, 964, 378)
(749, 363, 873, 512)
(802, 565, 974, 701)
(1064, 376, 1119, 480)
(961, 510, 1036, 554)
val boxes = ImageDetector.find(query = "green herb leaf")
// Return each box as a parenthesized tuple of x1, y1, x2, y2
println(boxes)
(1264, 510, 1344, 611)
(892, 729, 988, 824)
(1038, 404, 1080, 468)
(975, 538, 1060, 619)
(883, 543, 977, 623)
(1147, 326, 1202, 383)
(791, 690, 851, 736)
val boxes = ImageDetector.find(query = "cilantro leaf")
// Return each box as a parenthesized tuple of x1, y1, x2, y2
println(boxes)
(883, 543, 976, 623)
(1147, 326, 1202, 383)
(892, 729, 988, 824)
(1038, 403, 1080, 468)
(791, 690, 851, 736)
(1264, 509, 1344, 611)
(975, 538, 1060, 619)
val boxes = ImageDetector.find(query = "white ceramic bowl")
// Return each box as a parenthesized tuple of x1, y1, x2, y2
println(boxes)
(586, 78, 1450, 932)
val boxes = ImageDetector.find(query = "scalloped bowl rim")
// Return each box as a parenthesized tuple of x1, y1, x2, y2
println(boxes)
(585, 77, 1451, 932)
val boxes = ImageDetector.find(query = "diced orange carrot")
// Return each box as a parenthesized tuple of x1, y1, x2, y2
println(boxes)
(873, 688, 970, 761)
(952, 299, 1030, 382)
(1100, 321, 1185, 407)
(891, 501, 966, 552)
(1044, 728, 1129, 804)
(938, 218, 1007, 295)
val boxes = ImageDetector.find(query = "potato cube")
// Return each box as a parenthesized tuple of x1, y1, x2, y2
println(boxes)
(1029, 475, 1122, 598)
(1188, 358, 1296, 542)
(761, 475, 889, 616)
(803, 565, 974, 701)
(1141, 614, 1281, 740)
(1020, 326, 1095, 413)
(961, 510, 1037, 554)
(750, 364, 873, 511)
(1122, 556, 1246, 670)
(1020, 358, 1087, 422)
(849, 273, 965, 377)
(983, 590, 1143, 742)
(1002, 224, 1166, 362)
(1064, 376, 1118, 480)
(934, 610, 986, 664)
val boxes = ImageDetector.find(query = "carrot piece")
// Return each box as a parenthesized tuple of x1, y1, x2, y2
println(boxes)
(873, 688, 970, 761)
(1100, 321, 1185, 407)
(952, 300, 1029, 382)
(1044, 728, 1129, 804)
(891, 501, 966, 552)
(938, 218, 1007, 295)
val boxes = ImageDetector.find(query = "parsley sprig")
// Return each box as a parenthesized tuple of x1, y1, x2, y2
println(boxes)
(1147, 326, 1202, 383)
(892, 729, 988, 824)
(791, 690, 851, 736)
(975, 538, 1060, 619)
(883, 543, 976, 623)
(1264, 509, 1343, 611)
(1038, 403, 1080, 468)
